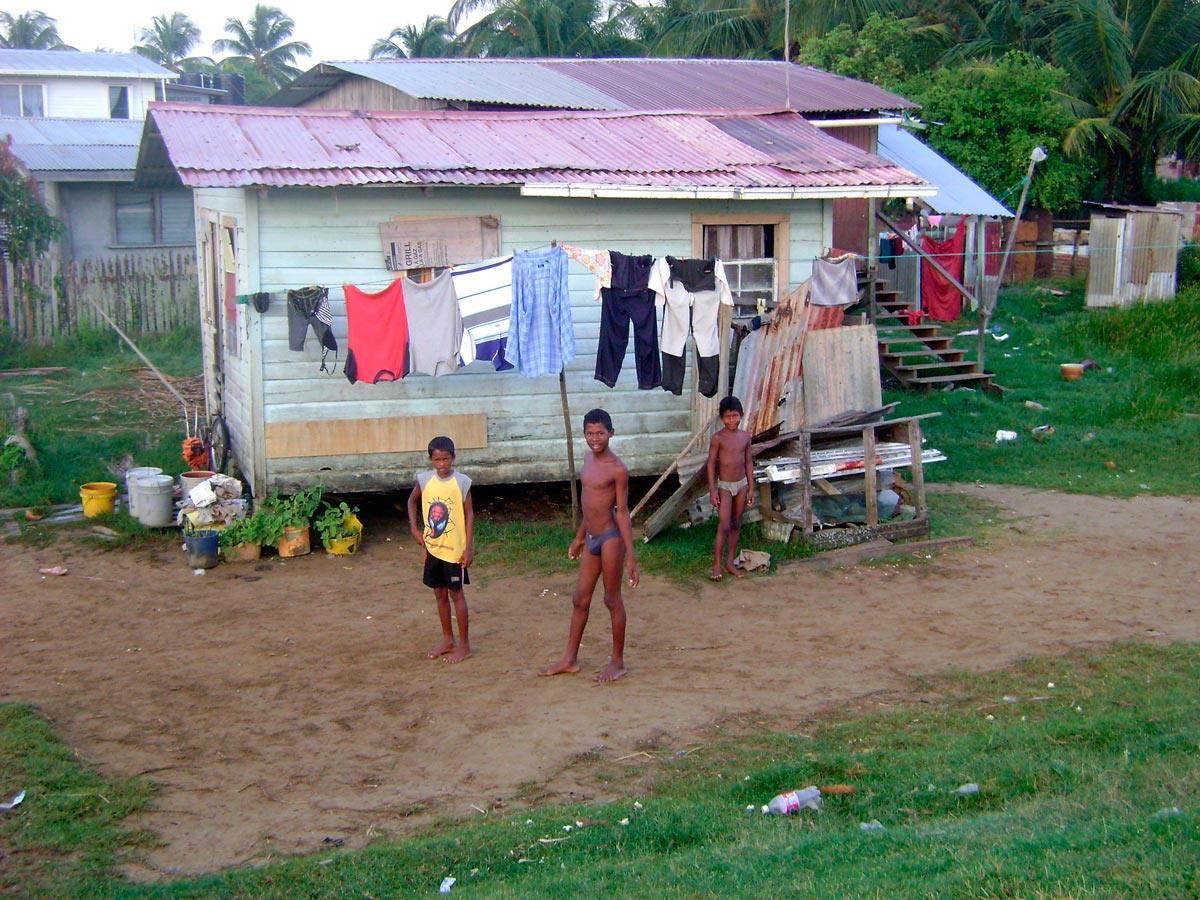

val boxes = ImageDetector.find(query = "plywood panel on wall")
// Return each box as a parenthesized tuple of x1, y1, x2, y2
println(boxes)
(802, 324, 882, 427)
(265, 414, 487, 459)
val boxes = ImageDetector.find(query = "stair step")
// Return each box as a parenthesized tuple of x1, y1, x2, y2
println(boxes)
(880, 337, 955, 353)
(876, 324, 943, 339)
(906, 372, 994, 385)
(893, 360, 978, 373)
(881, 348, 967, 363)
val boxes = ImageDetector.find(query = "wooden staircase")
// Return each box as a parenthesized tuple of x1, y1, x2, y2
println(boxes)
(871, 286, 994, 392)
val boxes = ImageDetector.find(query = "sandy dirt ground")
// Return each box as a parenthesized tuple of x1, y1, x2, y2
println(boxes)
(2, 483, 1198, 881)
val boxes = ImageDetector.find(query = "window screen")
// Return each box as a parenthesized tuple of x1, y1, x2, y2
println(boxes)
(114, 187, 154, 245)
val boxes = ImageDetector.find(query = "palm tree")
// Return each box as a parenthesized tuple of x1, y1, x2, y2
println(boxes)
(451, 0, 635, 58)
(134, 12, 212, 72)
(370, 15, 456, 59)
(0, 10, 73, 49)
(1049, 0, 1200, 201)
(212, 5, 311, 88)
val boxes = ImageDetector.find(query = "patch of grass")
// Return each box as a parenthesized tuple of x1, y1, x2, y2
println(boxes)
(0, 704, 157, 896)
(6, 644, 1196, 898)
(0, 327, 201, 508)
(890, 283, 1200, 497)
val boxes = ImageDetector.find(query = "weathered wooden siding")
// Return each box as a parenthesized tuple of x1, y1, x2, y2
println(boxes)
(0, 252, 196, 343)
(209, 185, 827, 493)
(301, 77, 430, 111)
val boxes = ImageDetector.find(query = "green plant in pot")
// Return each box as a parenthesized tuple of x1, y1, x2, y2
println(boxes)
(270, 485, 322, 557)
(219, 507, 286, 559)
(313, 500, 362, 554)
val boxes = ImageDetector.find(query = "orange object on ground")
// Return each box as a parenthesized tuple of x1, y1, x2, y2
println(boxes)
(182, 437, 209, 470)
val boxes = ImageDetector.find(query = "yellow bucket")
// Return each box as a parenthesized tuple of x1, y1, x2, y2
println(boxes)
(80, 482, 118, 518)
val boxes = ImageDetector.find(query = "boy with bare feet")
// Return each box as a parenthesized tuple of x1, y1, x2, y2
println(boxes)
(706, 395, 755, 581)
(540, 409, 639, 682)
(407, 436, 475, 663)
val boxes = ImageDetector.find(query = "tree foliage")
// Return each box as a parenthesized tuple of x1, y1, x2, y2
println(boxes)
(212, 4, 311, 88)
(0, 10, 72, 49)
(133, 12, 212, 72)
(794, 13, 931, 92)
(370, 15, 456, 59)
(904, 52, 1095, 212)
(0, 137, 65, 263)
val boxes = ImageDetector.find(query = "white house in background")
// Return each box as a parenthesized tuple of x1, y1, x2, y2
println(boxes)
(0, 49, 173, 120)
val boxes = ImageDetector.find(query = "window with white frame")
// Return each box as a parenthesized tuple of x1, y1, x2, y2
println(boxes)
(0, 83, 44, 117)
(114, 187, 193, 246)
(700, 221, 782, 316)
(108, 85, 130, 119)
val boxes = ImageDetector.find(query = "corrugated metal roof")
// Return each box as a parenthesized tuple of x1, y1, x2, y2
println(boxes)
(268, 57, 915, 115)
(0, 49, 172, 79)
(546, 59, 913, 115)
(138, 103, 928, 197)
(326, 59, 624, 110)
(2, 116, 144, 174)
(876, 124, 1012, 218)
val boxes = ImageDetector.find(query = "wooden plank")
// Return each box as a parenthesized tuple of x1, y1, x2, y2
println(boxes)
(265, 413, 487, 459)
(801, 324, 882, 427)
(776, 535, 973, 571)
(805, 517, 930, 550)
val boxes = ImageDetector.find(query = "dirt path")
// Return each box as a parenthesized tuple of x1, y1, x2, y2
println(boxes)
(2, 484, 1197, 880)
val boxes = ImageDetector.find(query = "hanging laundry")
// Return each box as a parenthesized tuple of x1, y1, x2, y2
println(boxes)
(287, 285, 338, 374)
(560, 244, 612, 300)
(400, 270, 463, 377)
(649, 256, 732, 397)
(344, 279, 409, 384)
(921, 220, 967, 322)
(810, 256, 859, 307)
(451, 254, 514, 371)
(595, 252, 660, 389)
(507, 245, 574, 379)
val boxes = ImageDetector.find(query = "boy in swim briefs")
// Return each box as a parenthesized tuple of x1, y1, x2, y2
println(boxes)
(706, 395, 755, 580)
(540, 408, 639, 682)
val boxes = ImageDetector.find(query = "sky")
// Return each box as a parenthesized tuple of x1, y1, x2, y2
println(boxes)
(33, 0, 464, 64)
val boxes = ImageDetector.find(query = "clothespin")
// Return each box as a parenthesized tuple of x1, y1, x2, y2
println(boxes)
(550, 239, 558, 247)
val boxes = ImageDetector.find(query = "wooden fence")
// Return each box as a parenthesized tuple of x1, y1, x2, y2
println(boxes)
(0, 251, 198, 344)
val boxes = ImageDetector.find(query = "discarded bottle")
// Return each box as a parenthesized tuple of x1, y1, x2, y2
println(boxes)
(761, 786, 822, 815)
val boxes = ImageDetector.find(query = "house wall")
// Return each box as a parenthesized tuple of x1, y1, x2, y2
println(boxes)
(202, 185, 829, 494)
(43, 77, 160, 119)
(301, 77, 432, 111)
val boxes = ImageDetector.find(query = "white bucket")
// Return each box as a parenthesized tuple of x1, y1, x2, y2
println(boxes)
(136, 474, 176, 528)
(124, 467, 163, 517)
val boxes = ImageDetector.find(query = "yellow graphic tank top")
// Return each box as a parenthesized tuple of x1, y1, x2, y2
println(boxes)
(417, 470, 471, 563)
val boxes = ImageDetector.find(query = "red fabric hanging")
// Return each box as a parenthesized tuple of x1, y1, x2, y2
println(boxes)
(920, 220, 967, 321)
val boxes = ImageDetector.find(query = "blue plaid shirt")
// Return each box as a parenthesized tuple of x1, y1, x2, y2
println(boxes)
(507, 246, 575, 378)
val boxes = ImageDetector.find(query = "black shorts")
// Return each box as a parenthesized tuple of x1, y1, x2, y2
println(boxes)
(423, 554, 470, 590)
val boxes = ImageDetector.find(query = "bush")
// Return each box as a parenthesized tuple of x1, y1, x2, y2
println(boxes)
(1178, 242, 1200, 289)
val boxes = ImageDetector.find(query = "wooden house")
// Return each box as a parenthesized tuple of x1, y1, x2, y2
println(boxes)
(134, 102, 931, 495)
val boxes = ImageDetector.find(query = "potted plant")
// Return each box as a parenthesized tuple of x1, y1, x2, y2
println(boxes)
(313, 500, 363, 555)
(218, 507, 286, 562)
(274, 485, 322, 558)
(180, 518, 220, 569)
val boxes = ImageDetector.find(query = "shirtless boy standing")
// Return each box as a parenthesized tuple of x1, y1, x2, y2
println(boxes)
(707, 395, 755, 580)
(540, 408, 640, 682)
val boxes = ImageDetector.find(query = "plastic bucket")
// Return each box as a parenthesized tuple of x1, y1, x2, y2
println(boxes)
(184, 531, 220, 568)
(180, 470, 216, 493)
(124, 466, 163, 517)
(136, 474, 176, 528)
(80, 482, 118, 518)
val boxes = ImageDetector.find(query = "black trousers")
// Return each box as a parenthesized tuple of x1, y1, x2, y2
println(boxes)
(661, 348, 720, 398)
(594, 287, 661, 389)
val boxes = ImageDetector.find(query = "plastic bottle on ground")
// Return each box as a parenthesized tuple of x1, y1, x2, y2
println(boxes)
(761, 786, 822, 815)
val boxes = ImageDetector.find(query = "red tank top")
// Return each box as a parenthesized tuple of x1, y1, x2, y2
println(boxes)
(344, 280, 409, 384)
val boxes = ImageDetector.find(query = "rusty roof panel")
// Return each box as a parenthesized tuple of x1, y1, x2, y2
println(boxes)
(143, 104, 926, 193)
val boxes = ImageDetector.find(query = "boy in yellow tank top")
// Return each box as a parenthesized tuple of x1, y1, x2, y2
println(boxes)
(407, 436, 475, 663)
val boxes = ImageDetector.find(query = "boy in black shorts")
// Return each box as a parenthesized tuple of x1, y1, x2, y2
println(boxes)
(407, 436, 475, 663)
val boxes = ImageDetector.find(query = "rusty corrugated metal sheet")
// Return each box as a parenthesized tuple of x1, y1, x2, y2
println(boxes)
(740, 283, 846, 437)
(143, 104, 926, 193)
